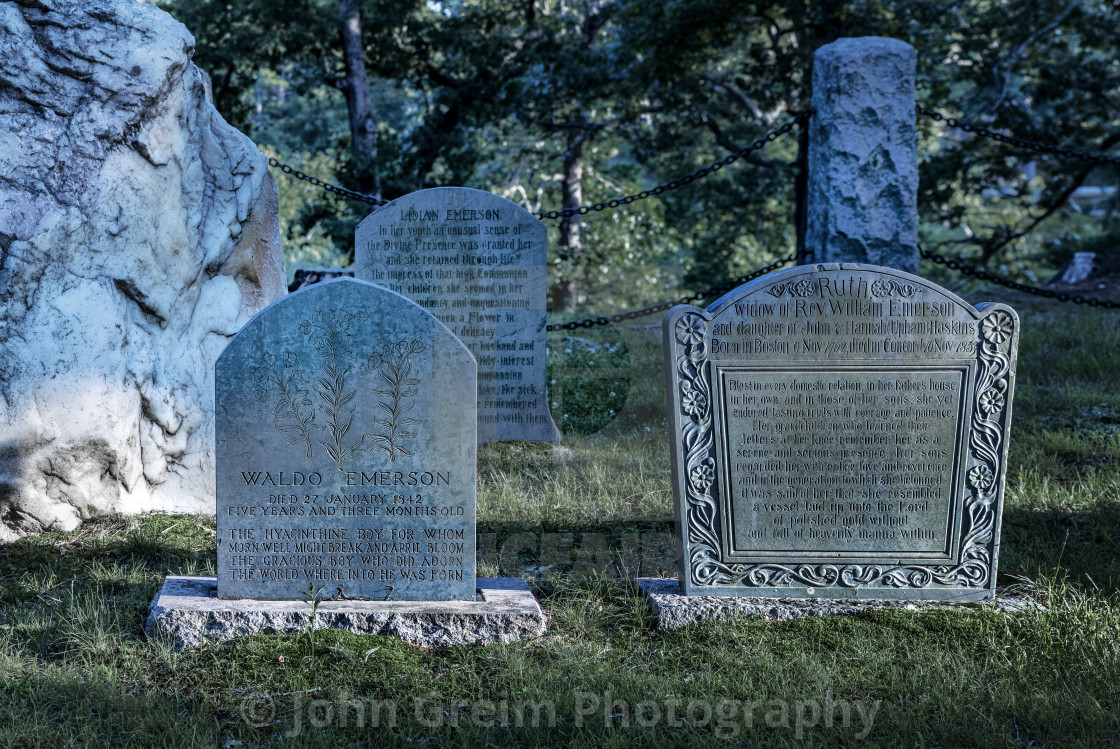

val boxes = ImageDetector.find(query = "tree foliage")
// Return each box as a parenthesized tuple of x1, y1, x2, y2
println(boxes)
(155, 0, 1120, 301)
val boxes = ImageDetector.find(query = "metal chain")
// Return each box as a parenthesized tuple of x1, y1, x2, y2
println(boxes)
(272, 107, 1114, 213)
(535, 112, 812, 220)
(266, 111, 809, 217)
(546, 254, 795, 331)
(919, 245, 1120, 309)
(917, 105, 1120, 167)
(267, 157, 389, 206)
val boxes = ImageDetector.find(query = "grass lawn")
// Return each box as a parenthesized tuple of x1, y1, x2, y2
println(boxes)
(1, 292, 1119, 747)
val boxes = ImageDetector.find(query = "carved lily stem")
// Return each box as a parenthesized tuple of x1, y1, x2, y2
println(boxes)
(267, 364, 314, 458)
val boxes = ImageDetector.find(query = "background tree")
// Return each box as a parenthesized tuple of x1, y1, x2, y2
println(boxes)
(156, 0, 1120, 298)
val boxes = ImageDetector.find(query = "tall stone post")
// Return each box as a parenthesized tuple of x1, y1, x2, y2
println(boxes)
(806, 37, 918, 273)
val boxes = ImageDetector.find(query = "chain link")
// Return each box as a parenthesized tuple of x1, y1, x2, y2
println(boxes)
(267, 157, 390, 206)
(546, 254, 795, 331)
(273, 107, 1115, 212)
(267, 111, 809, 217)
(919, 245, 1120, 309)
(535, 112, 812, 221)
(917, 105, 1120, 167)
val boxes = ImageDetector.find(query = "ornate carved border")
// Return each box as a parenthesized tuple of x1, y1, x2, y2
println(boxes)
(672, 307, 1015, 593)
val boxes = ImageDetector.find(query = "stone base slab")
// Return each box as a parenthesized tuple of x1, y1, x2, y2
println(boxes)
(146, 576, 547, 650)
(638, 578, 1040, 631)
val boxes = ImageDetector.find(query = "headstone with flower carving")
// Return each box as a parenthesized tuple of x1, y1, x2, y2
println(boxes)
(664, 263, 1018, 600)
(215, 278, 476, 601)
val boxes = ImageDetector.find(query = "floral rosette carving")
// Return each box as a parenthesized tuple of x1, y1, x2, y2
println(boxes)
(766, 279, 818, 298)
(673, 313, 734, 586)
(951, 310, 1015, 583)
(869, 278, 921, 298)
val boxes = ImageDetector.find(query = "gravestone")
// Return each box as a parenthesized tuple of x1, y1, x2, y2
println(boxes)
(664, 263, 1018, 601)
(216, 278, 476, 601)
(354, 188, 558, 443)
(807, 37, 919, 273)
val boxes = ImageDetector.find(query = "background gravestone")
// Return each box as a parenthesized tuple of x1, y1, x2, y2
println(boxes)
(665, 263, 1018, 601)
(216, 278, 476, 601)
(355, 188, 558, 443)
(806, 38, 919, 273)
(0, 0, 285, 540)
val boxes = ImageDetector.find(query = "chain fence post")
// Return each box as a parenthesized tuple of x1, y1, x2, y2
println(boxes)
(807, 37, 919, 273)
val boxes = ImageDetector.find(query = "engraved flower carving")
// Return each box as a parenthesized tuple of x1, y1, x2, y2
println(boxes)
(870, 279, 893, 298)
(676, 316, 706, 346)
(979, 387, 1006, 416)
(680, 381, 707, 418)
(283, 352, 298, 368)
(690, 458, 716, 493)
(982, 312, 1013, 344)
(299, 320, 312, 336)
(261, 352, 277, 366)
(791, 279, 817, 297)
(967, 465, 994, 492)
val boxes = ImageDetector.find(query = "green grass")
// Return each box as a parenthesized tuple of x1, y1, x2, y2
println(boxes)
(2, 296, 1120, 747)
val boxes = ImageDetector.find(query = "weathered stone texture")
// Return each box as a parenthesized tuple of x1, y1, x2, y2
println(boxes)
(215, 279, 477, 601)
(146, 576, 547, 650)
(638, 579, 1040, 631)
(807, 37, 918, 273)
(0, 0, 285, 540)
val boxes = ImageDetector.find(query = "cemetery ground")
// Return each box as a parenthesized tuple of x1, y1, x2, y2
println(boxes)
(1, 294, 1118, 747)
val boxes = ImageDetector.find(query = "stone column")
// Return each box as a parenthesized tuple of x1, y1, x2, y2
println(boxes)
(806, 37, 918, 273)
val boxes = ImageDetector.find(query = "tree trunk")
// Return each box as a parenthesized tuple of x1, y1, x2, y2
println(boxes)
(552, 133, 585, 313)
(338, 0, 380, 199)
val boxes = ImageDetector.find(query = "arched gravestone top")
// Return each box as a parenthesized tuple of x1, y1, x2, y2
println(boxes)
(664, 264, 1018, 601)
(216, 278, 476, 601)
(354, 187, 558, 444)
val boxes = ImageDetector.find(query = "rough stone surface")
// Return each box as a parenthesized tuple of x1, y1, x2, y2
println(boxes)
(807, 37, 918, 273)
(355, 188, 558, 443)
(0, 0, 285, 540)
(1052, 252, 1098, 286)
(638, 579, 1041, 630)
(146, 576, 547, 650)
(216, 278, 476, 601)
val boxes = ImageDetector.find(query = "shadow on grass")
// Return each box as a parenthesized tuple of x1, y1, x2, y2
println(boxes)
(1000, 504, 1120, 592)
(0, 515, 216, 657)
(0, 666, 216, 747)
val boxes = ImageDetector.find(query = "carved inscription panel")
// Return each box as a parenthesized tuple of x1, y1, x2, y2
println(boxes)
(355, 188, 557, 443)
(216, 279, 476, 601)
(665, 264, 1018, 600)
(720, 368, 966, 560)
